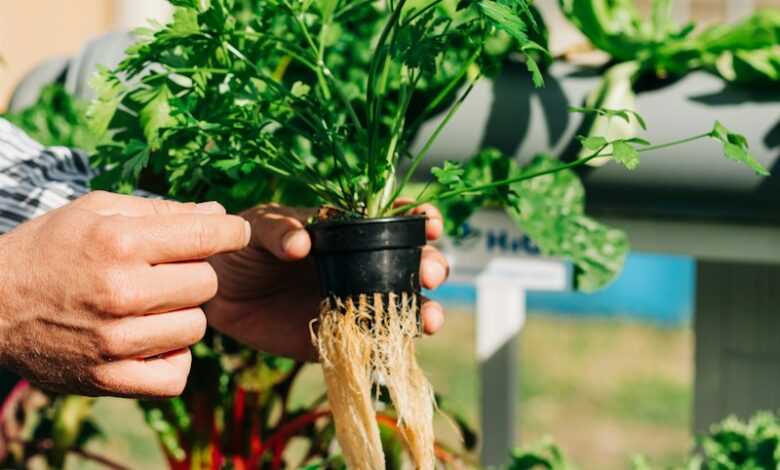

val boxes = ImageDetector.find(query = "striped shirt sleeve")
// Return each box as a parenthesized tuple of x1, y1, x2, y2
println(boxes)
(0, 118, 94, 234)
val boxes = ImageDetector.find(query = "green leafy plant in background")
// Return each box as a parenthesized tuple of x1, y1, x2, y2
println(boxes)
(560, 0, 780, 157)
(560, 0, 780, 82)
(510, 411, 780, 470)
(3, 83, 99, 151)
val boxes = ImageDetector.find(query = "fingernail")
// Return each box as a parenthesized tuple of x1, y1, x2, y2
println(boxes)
(430, 217, 443, 235)
(243, 220, 252, 245)
(195, 201, 225, 214)
(281, 229, 302, 254)
(424, 304, 445, 333)
(426, 261, 447, 284)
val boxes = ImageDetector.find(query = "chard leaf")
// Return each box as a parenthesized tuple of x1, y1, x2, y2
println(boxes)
(709, 121, 769, 176)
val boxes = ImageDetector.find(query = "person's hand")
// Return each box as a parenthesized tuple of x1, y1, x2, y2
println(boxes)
(206, 202, 450, 361)
(0, 191, 249, 397)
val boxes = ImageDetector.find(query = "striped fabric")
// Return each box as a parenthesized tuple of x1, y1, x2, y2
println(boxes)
(0, 118, 92, 234)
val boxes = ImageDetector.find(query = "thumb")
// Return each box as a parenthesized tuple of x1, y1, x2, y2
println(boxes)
(242, 204, 316, 261)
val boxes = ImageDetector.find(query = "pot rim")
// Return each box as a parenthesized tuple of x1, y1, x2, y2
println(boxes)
(306, 214, 427, 230)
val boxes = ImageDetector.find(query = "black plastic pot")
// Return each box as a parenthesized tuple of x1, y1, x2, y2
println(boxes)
(307, 215, 427, 299)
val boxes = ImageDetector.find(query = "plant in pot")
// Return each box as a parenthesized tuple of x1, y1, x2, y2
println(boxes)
(85, 0, 766, 467)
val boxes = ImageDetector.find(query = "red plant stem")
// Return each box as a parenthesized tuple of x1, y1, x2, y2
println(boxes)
(261, 410, 331, 452)
(209, 440, 222, 470)
(271, 443, 285, 470)
(233, 387, 246, 429)
(232, 456, 248, 470)
(259, 409, 331, 467)
(0, 379, 29, 419)
(165, 454, 189, 470)
(248, 414, 263, 469)
(230, 388, 249, 455)
(209, 412, 224, 470)
(4, 436, 130, 470)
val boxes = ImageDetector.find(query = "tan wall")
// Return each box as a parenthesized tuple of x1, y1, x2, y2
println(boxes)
(0, 1, 115, 110)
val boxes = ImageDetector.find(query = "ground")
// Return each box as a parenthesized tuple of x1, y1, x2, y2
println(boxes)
(69, 310, 693, 469)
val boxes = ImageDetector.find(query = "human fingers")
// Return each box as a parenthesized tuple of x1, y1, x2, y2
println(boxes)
(90, 348, 192, 398)
(74, 191, 226, 217)
(95, 213, 250, 264)
(242, 204, 316, 261)
(394, 198, 443, 241)
(420, 245, 449, 290)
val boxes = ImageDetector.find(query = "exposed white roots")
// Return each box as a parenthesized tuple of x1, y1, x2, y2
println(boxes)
(313, 293, 435, 470)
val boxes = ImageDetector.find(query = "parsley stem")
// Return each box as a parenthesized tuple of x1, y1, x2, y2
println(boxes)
(389, 131, 715, 215)
(383, 79, 477, 215)
(333, 0, 374, 20)
(283, 0, 332, 100)
(634, 132, 711, 153)
(406, 48, 479, 135)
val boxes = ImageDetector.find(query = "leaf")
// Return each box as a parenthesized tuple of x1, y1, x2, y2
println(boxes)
(716, 46, 780, 86)
(524, 53, 545, 88)
(121, 140, 151, 180)
(709, 121, 769, 176)
(291, 81, 311, 98)
(3, 83, 98, 151)
(510, 436, 578, 470)
(165, 7, 200, 38)
(431, 161, 467, 190)
(577, 135, 607, 151)
(86, 67, 126, 138)
(379, 423, 405, 470)
(506, 154, 628, 292)
(569, 106, 647, 130)
(317, 0, 338, 23)
(435, 149, 513, 236)
(478, 0, 526, 41)
(624, 137, 650, 146)
(168, 0, 200, 8)
(134, 84, 175, 150)
(477, 0, 551, 86)
(611, 140, 640, 170)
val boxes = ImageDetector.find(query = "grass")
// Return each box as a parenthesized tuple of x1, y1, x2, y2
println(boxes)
(416, 310, 693, 469)
(66, 310, 693, 469)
